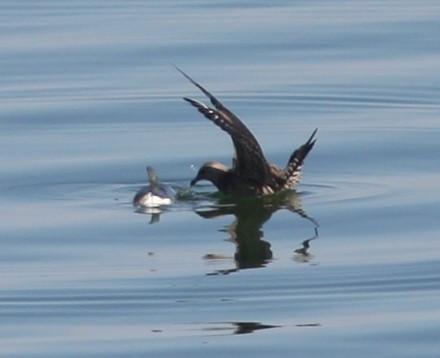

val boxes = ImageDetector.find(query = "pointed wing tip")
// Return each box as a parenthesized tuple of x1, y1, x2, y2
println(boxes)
(175, 67, 222, 109)
(183, 97, 207, 110)
(174, 65, 199, 87)
(307, 128, 318, 144)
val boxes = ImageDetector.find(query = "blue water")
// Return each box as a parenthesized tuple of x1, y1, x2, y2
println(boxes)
(1, 1, 440, 357)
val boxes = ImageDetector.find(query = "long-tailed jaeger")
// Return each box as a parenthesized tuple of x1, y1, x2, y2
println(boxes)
(178, 68, 317, 197)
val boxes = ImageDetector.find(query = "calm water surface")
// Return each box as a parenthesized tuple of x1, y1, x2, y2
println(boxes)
(1, 1, 440, 357)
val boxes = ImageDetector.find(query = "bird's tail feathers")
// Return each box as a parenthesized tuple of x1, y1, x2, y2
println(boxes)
(283, 129, 317, 187)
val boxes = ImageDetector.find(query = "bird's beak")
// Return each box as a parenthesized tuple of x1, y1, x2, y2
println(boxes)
(190, 177, 198, 187)
(190, 171, 201, 187)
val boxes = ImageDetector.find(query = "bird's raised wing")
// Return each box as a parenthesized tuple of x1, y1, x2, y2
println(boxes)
(177, 67, 271, 185)
(146, 166, 160, 189)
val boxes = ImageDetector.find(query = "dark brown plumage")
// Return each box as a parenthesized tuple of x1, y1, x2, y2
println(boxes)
(177, 67, 317, 196)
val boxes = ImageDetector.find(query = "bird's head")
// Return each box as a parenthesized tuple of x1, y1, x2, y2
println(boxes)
(190, 161, 229, 192)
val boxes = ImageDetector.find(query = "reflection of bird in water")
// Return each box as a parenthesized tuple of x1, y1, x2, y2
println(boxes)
(231, 322, 280, 335)
(198, 321, 280, 335)
(133, 166, 176, 224)
(293, 227, 319, 263)
(177, 67, 317, 196)
(197, 190, 318, 274)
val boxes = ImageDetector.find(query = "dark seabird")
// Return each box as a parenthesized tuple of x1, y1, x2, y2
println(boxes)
(133, 166, 176, 207)
(177, 68, 317, 197)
